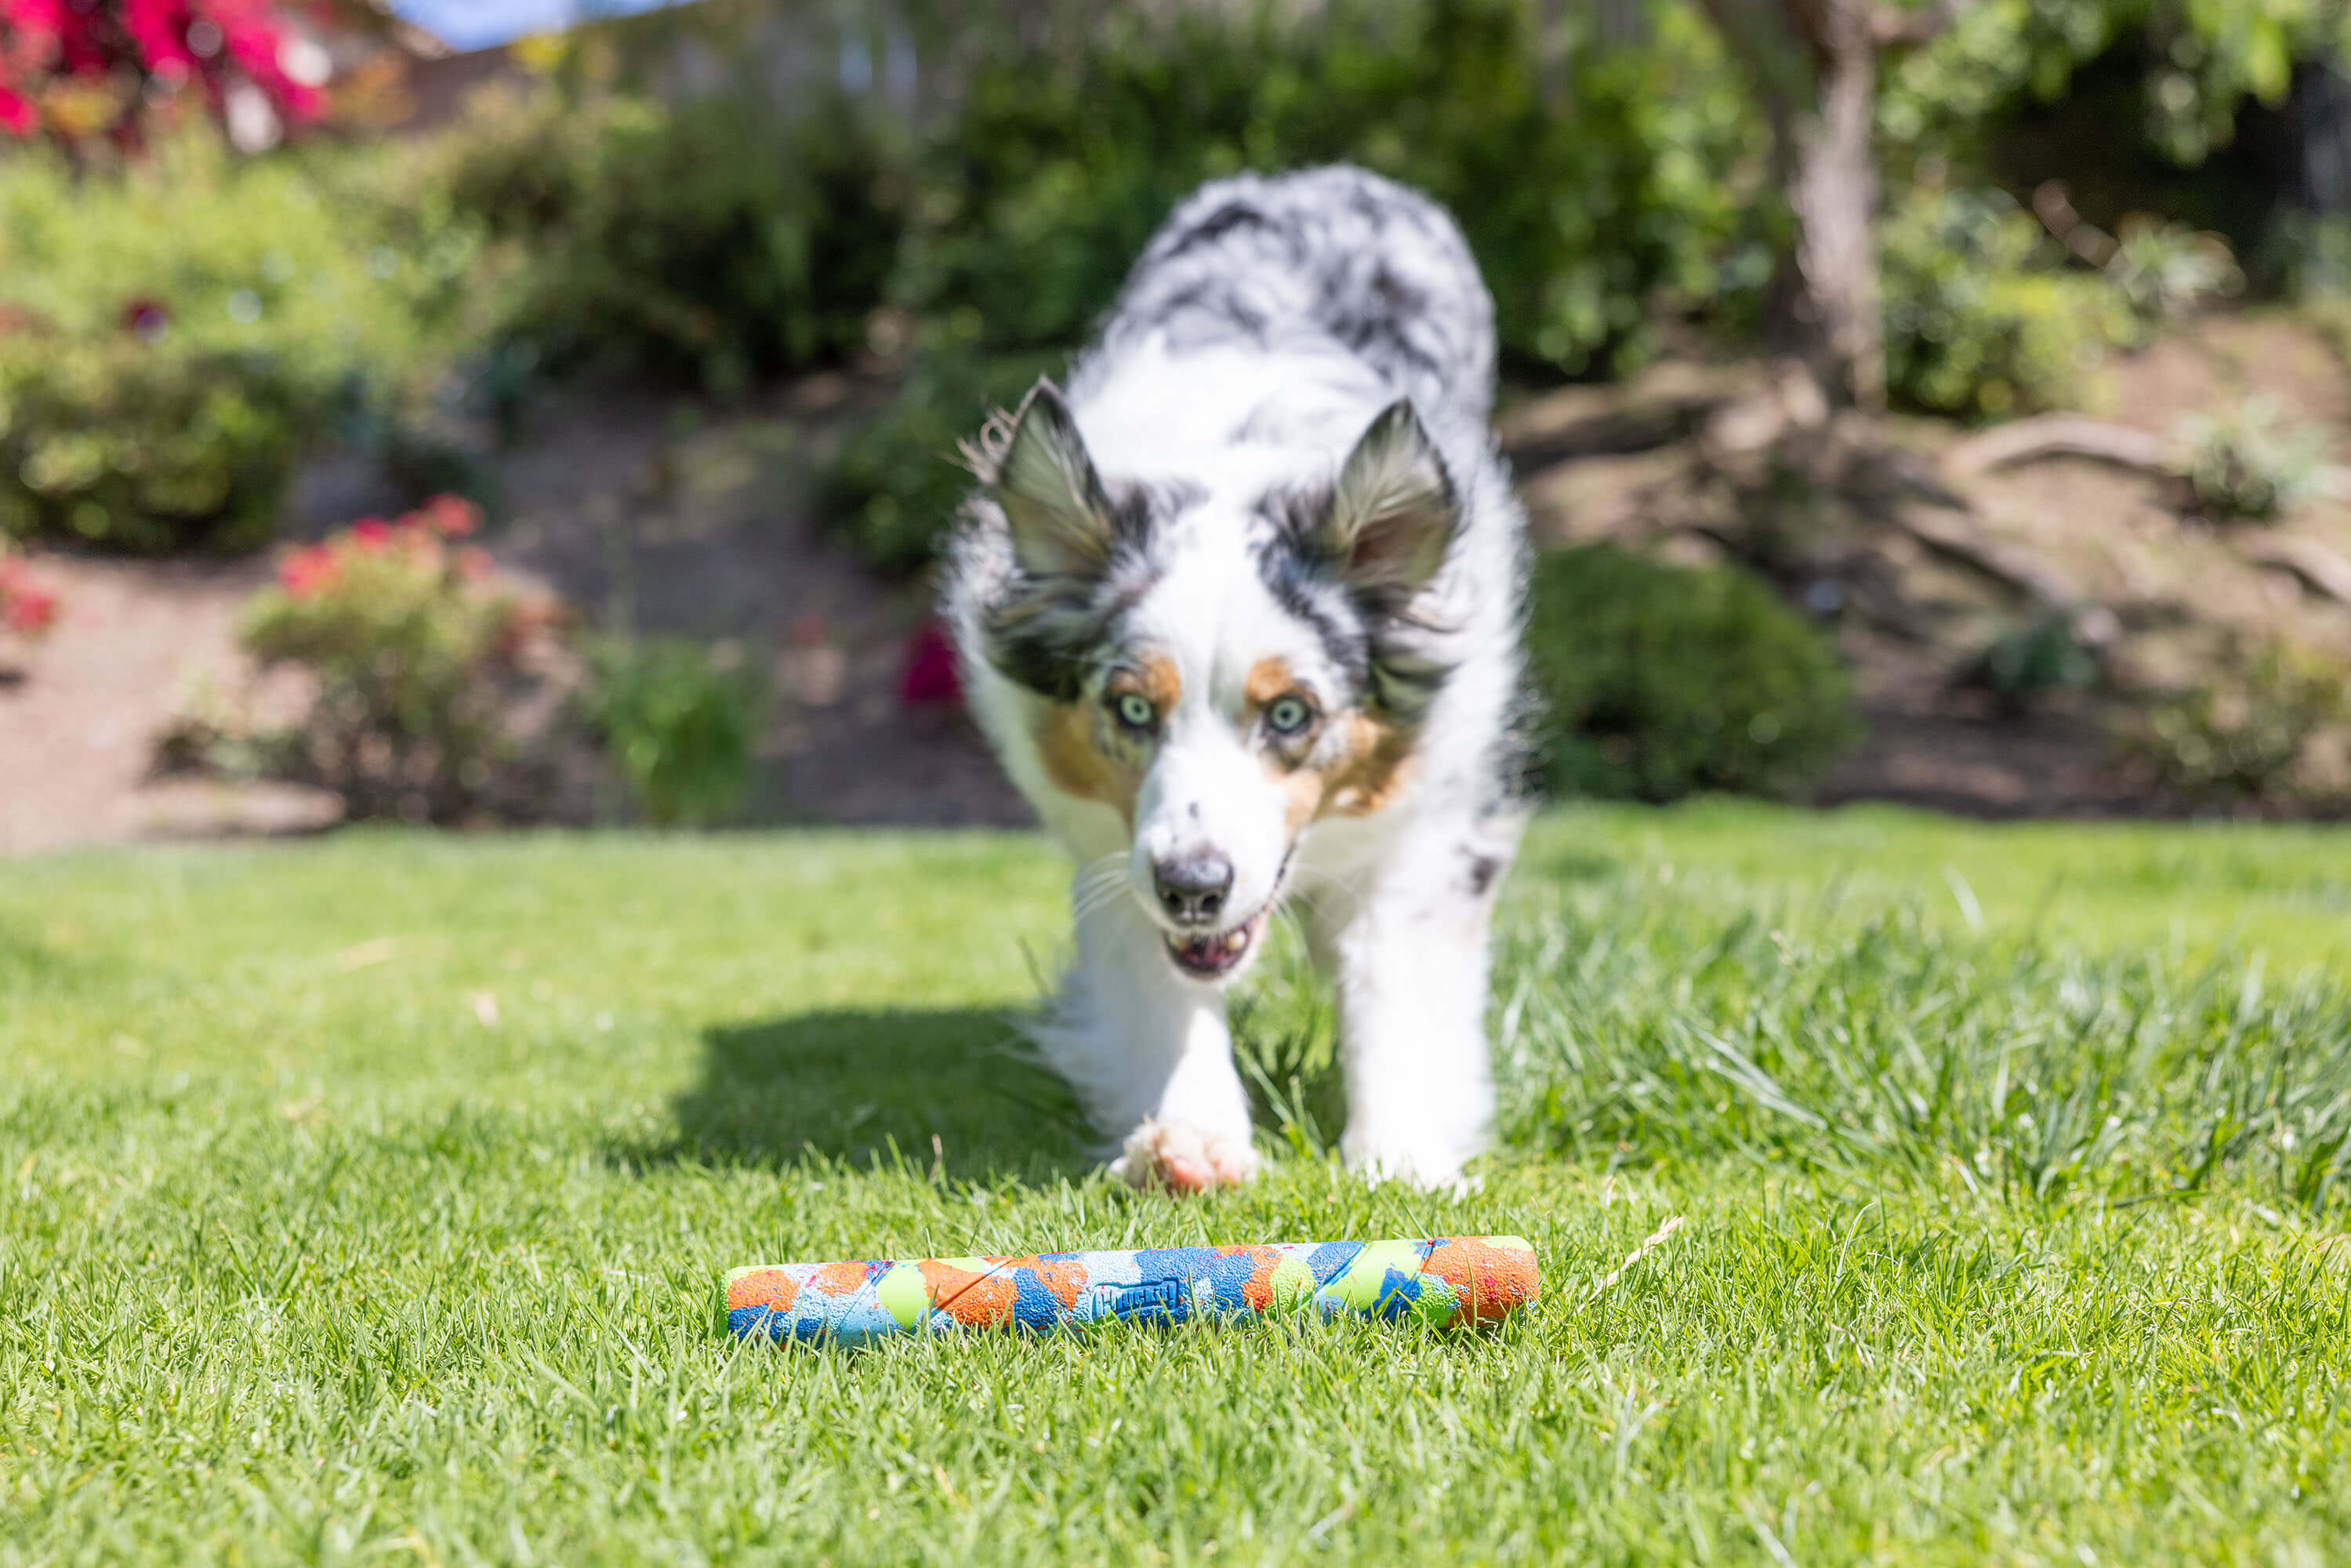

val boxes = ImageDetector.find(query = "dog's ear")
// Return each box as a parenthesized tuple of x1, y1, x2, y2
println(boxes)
(992, 380, 1114, 578)
(1323, 400, 1458, 601)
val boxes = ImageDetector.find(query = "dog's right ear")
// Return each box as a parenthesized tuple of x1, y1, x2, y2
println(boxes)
(991, 381, 1114, 578)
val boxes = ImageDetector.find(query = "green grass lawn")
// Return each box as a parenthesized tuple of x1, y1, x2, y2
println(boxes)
(5, 804, 2351, 1566)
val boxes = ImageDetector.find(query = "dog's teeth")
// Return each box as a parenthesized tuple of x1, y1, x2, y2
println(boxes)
(1224, 929, 1247, 952)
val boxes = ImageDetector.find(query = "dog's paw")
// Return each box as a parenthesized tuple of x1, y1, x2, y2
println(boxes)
(1109, 1117, 1262, 1195)
(1341, 1133, 1481, 1196)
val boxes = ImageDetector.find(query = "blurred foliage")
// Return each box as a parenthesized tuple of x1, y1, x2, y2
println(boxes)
(1881, 185, 2133, 419)
(2124, 637, 2351, 806)
(437, 85, 908, 397)
(2175, 396, 2334, 521)
(0, 132, 495, 550)
(1882, 0, 2350, 173)
(2106, 214, 2244, 325)
(822, 338, 1063, 575)
(1961, 612, 2102, 714)
(895, 0, 1759, 378)
(582, 636, 765, 827)
(1522, 543, 1861, 803)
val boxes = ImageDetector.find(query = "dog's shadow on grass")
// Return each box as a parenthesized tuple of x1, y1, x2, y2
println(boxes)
(618, 1007, 1097, 1185)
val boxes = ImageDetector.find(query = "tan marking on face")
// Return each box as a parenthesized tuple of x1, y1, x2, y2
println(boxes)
(1244, 657, 1295, 710)
(1319, 713, 1418, 819)
(1261, 710, 1420, 834)
(1034, 702, 1141, 827)
(1119, 651, 1182, 713)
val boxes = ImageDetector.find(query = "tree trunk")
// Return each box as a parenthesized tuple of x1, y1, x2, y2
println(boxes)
(1779, 0, 1883, 410)
(1701, 0, 1890, 412)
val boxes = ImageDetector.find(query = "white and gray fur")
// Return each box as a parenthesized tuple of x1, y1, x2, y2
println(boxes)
(943, 166, 1529, 1190)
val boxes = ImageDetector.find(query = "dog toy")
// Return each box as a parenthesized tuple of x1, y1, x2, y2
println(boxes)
(725, 1235, 1537, 1346)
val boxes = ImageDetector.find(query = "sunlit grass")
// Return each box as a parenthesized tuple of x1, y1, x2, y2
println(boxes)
(3, 806, 2349, 1564)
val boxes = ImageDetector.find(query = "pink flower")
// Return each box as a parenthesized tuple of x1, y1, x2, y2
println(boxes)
(348, 518, 392, 551)
(898, 620, 963, 707)
(277, 542, 339, 597)
(455, 546, 494, 583)
(420, 494, 481, 539)
(0, 85, 34, 139)
(0, 557, 60, 636)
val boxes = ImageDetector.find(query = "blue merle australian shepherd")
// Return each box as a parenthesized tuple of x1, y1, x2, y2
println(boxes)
(943, 167, 1528, 1192)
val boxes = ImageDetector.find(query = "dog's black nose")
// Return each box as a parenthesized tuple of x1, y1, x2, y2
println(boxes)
(1153, 853, 1234, 926)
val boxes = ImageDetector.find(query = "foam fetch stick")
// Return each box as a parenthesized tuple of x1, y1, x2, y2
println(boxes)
(725, 1236, 1537, 1346)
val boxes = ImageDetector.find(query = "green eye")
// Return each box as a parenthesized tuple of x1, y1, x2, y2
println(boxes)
(1265, 695, 1314, 736)
(1112, 692, 1156, 731)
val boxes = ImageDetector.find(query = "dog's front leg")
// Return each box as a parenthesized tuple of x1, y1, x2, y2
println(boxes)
(1034, 892, 1260, 1192)
(1319, 824, 1515, 1190)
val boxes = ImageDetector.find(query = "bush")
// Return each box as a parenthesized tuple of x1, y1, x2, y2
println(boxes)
(441, 84, 907, 397)
(2175, 397, 2331, 521)
(1881, 186, 2132, 419)
(582, 637, 764, 827)
(0, 134, 494, 552)
(233, 499, 575, 822)
(1960, 612, 2100, 714)
(2125, 639, 2350, 807)
(2106, 216, 2242, 326)
(894, 0, 1756, 376)
(1522, 544, 1861, 802)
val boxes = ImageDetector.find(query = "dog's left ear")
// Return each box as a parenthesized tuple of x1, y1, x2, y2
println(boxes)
(1323, 400, 1458, 602)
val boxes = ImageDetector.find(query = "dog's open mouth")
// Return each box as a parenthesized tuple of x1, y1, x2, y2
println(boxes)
(1165, 910, 1268, 980)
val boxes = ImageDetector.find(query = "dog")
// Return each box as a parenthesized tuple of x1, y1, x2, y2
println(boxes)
(941, 165, 1528, 1192)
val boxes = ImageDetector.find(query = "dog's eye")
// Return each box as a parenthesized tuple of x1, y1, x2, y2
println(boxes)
(1264, 695, 1314, 736)
(1112, 692, 1157, 731)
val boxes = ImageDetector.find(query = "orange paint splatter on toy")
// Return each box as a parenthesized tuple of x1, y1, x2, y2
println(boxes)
(813, 1260, 870, 1296)
(726, 1269, 800, 1316)
(985, 1254, 1089, 1308)
(920, 1260, 1018, 1327)
(1421, 1238, 1537, 1323)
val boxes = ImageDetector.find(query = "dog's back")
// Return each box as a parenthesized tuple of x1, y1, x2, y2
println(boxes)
(1087, 166, 1499, 430)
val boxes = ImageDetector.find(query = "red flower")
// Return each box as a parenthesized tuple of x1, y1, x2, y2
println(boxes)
(421, 494, 481, 539)
(0, 86, 34, 140)
(277, 542, 339, 597)
(0, 557, 60, 636)
(348, 517, 393, 551)
(123, 298, 169, 343)
(898, 620, 963, 707)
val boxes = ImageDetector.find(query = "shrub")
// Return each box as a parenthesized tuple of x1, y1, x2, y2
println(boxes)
(1522, 543, 1861, 802)
(2175, 397, 2331, 521)
(582, 636, 764, 827)
(234, 498, 573, 822)
(2105, 216, 2242, 326)
(893, 0, 1756, 376)
(440, 84, 907, 397)
(2125, 639, 2351, 807)
(1960, 612, 2100, 714)
(1880, 186, 2131, 419)
(0, 133, 495, 551)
